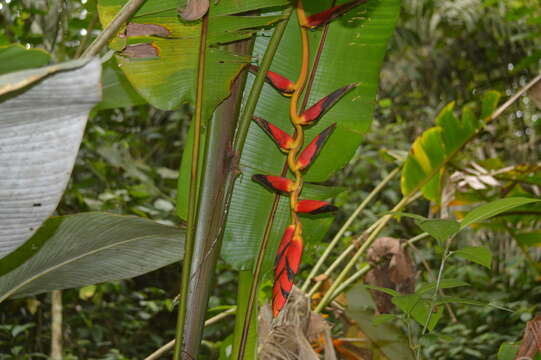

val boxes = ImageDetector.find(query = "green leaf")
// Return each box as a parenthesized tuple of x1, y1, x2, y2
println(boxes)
(392, 293, 443, 331)
(97, 57, 146, 110)
(97, 0, 286, 112)
(372, 314, 398, 325)
(454, 246, 492, 269)
(0, 59, 101, 258)
(0, 213, 184, 301)
(514, 231, 541, 247)
(401, 91, 501, 203)
(221, 0, 401, 270)
(416, 279, 470, 294)
(434, 296, 486, 306)
(460, 197, 541, 229)
(0, 44, 51, 75)
(347, 285, 415, 360)
(416, 219, 460, 244)
(363, 284, 401, 297)
(497, 343, 519, 360)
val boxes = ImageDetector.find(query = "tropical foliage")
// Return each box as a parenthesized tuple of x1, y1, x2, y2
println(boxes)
(0, 0, 540, 359)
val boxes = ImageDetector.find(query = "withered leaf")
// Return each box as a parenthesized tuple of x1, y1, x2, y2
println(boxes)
(516, 313, 541, 359)
(365, 237, 415, 313)
(181, 0, 210, 21)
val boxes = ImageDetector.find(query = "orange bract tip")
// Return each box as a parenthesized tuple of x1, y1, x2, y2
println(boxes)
(249, 65, 295, 96)
(297, 123, 336, 170)
(295, 199, 338, 214)
(252, 174, 294, 194)
(299, 83, 357, 125)
(303, 0, 368, 29)
(253, 117, 294, 151)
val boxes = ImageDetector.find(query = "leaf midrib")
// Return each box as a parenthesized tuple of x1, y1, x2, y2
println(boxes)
(0, 233, 178, 302)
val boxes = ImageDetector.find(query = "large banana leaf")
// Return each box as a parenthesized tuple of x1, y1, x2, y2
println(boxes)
(97, 0, 287, 115)
(220, 0, 402, 272)
(0, 59, 101, 259)
(401, 90, 501, 203)
(0, 213, 184, 301)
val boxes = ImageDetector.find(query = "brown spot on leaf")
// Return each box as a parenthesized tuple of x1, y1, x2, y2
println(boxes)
(181, 0, 209, 21)
(121, 43, 159, 58)
(365, 237, 415, 314)
(124, 23, 171, 38)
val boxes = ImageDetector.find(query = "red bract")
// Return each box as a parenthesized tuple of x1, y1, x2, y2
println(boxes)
(295, 199, 338, 214)
(273, 226, 303, 317)
(249, 65, 295, 95)
(297, 123, 336, 170)
(254, 117, 294, 151)
(252, 174, 294, 194)
(299, 83, 357, 125)
(303, 0, 368, 29)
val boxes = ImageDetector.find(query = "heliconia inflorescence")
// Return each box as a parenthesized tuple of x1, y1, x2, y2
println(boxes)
(251, 0, 365, 318)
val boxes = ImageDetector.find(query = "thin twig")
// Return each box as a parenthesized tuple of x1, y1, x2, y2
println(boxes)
(301, 166, 401, 292)
(81, 0, 147, 58)
(173, 13, 209, 360)
(75, 11, 99, 58)
(488, 73, 541, 122)
(145, 307, 237, 360)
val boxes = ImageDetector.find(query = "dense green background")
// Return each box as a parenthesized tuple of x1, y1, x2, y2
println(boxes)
(0, 0, 540, 359)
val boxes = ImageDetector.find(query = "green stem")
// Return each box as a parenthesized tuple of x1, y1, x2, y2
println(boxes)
(233, 8, 293, 153)
(301, 166, 401, 292)
(314, 193, 416, 313)
(173, 13, 209, 360)
(232, 271, 257, 360)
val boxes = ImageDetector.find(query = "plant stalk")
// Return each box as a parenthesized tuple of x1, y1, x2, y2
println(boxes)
(173, 13, 209, 360)
(81, 0, 147, 58)
(179, 36, 254, 357)
(144, 307, 236, 360)
(302, 166, 401, 292)
(50, 290, 62, 360)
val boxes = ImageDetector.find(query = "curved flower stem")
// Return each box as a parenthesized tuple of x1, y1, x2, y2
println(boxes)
(173, 13, 209, 360)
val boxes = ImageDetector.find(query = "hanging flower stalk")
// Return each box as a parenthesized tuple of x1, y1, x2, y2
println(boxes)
(252, 0, 364, 317)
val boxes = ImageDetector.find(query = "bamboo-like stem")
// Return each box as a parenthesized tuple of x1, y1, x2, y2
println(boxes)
(81, 0, 147, 58)
(488, 73, 541, 122)
(145, 307, 236, 360)
(301, 166, 401, 292)
(173, 14, 209, 360)
(306, 194, 418, 298)
(50, 290, 62, 360)
(314, 194, 415, 313)
(180, 36, 254, 357)
(327, 232, 432, 306)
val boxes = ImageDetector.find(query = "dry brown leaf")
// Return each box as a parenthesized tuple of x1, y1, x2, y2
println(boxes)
(365, 237, 415, 313)
(259, 287, 337, 360)
(181, 0, 210, 21)
(515, 313, 541, 359)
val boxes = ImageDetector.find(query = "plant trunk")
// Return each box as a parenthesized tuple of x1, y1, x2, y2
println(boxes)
(180, 38, 253, 358)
